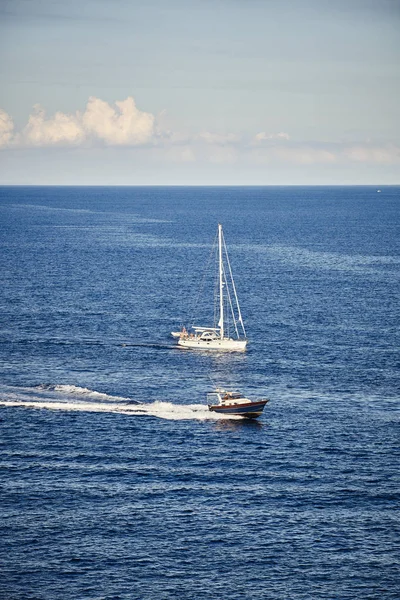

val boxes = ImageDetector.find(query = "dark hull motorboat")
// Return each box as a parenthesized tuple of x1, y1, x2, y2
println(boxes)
(207, 390, 269, 419)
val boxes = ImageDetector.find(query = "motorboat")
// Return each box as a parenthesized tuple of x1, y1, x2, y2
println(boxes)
(207, 389, 269, 418)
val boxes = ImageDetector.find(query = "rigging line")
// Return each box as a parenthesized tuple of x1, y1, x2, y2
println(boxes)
(208, 373, 219, 389)
(187, 231, 218, 327)
(222, 231, 246, 338)
(222, 261, 240, 339)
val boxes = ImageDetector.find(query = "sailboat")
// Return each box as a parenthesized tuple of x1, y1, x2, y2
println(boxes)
(171, 224, 247, 351)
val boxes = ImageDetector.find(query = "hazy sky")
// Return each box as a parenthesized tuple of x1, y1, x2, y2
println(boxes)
(0, 0, 399, 184)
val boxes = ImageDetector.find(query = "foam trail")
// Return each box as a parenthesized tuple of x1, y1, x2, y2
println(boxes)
(47, 384, 132, 402)
(0, 399, 242, 421)
(2, 383, 133, 403)
(0, 383, 134, 407)
(0, 385, 243, 421)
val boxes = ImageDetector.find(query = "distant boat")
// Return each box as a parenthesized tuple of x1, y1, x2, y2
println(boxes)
(377, 189, 382, 193)
(171, 224, 247, 351)
(207, 389, 269, 418)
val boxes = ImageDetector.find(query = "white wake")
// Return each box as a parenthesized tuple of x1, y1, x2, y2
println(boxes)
(0, 384, 242, 421)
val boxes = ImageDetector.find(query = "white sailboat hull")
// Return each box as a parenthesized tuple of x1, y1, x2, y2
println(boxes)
(177, 338, 247, 352)
(173, 224, 247, 352)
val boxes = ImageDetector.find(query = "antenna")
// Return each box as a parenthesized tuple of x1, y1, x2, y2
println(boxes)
(207, 374, 218, 389)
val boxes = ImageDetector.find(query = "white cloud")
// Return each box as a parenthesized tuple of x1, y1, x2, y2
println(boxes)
(0, 109, 14, 148)
(254, 131, 290, 142)
(252, 143, 400, 165)
(1, 98, 399, 172)
(81, 96, 154, 145)
(156, 129, 191, 145)
(21, 104, 84, 146)
(252, 145, 336, 165)
(11, 96, 155, 148)
(343, 144, 400, 164)
(273, 146, 336, 164)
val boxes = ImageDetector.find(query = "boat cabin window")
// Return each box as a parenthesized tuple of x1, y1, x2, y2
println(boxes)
(200, 331, 217, 340)
(207, 393, 220, 403)
(223, 392, 242, 400)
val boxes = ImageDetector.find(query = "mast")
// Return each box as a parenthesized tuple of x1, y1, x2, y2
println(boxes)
(218, 223, 224, 339)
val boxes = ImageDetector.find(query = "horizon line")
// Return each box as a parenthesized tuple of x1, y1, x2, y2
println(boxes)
(0, 183, 399, 188)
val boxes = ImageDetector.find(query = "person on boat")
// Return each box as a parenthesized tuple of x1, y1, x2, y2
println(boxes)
(180, 327, 188, 338)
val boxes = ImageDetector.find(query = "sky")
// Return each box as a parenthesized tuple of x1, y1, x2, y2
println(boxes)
(0, 0, 399, 185)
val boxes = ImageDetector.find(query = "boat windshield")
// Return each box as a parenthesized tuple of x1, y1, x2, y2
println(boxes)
(223, 392, 242, 400)
(199, 331, 218, 340)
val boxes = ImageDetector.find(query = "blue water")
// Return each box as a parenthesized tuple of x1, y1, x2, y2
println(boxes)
(0, 186, 399, 599)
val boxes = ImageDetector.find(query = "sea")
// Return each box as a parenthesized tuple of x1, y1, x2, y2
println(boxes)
(0, 185, 399, 600)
